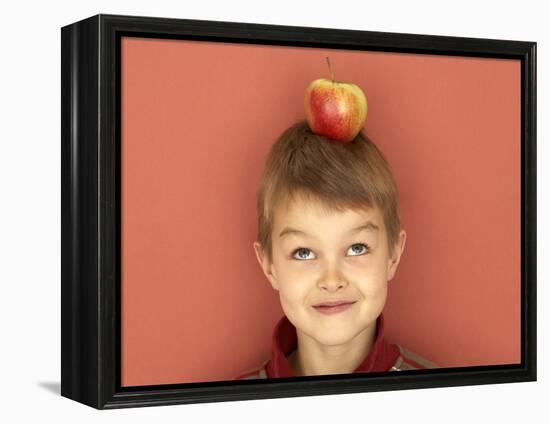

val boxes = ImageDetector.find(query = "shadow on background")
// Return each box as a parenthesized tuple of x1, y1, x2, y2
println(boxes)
(37, 382, 60, 395)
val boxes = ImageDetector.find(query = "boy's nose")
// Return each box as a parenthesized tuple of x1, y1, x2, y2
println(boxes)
(317, 261, 348, 291)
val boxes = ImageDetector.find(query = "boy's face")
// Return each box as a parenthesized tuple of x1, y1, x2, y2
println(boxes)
(254, 197, 406, 347)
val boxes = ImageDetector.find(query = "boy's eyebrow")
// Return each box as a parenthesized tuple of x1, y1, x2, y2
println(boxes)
(279, 221, 379, 238)
(350, 221, 380, 233)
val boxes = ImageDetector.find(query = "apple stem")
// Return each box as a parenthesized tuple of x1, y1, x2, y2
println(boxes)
(326, 56, 334, 82)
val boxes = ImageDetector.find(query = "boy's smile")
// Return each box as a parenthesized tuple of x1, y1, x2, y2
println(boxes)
(312, 300, 357, 315)
(254, 194, 406, 375)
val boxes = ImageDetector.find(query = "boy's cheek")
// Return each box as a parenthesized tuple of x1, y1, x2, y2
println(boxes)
(278, 288, 309, 311)
(360, 281, 389, 303)
(278, 267, 318, 288)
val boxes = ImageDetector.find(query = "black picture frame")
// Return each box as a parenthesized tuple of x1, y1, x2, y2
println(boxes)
(61, 13, 537, 410)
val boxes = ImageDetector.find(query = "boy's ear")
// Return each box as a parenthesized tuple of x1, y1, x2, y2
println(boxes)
(253, 241, 279, 291)
(387, 229, 407, 281)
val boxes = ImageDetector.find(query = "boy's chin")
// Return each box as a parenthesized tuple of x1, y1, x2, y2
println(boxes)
(304, 318, 379, 347)
(311, 330, 360, 347)
(304, 324, 361, 346)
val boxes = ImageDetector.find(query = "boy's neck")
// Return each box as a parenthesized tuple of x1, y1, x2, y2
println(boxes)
(287, 322, 377, 376)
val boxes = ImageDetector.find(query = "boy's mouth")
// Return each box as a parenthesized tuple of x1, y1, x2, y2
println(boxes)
(312, 300, 357, 315)
(313, 300, 356, 307)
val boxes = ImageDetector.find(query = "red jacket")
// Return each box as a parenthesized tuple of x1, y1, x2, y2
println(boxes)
(235, 314, 436, 379)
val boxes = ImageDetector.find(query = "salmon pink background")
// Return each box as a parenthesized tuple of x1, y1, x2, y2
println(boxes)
(121, 36, 521, 386)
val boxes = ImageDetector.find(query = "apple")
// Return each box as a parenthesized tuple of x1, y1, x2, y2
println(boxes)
(304, 57, 367, 143)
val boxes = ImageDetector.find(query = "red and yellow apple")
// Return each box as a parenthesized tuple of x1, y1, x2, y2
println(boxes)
(304, 57, 367, 143)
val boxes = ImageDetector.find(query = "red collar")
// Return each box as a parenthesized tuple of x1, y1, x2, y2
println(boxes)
(265, 313, 399, 378)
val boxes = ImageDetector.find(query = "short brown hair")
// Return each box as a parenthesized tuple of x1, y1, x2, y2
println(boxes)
(256, 119, 401, 262)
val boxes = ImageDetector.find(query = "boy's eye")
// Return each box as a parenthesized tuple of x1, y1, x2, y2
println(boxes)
(347, 243, 369, 256)
(292, 248, 316, 260)
(291, 243, 370, 260)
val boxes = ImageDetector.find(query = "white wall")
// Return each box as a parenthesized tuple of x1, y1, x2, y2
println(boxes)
(0, 0, 546, 422)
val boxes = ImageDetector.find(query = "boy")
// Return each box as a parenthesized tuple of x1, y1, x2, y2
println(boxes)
(236, 120, 436, 379)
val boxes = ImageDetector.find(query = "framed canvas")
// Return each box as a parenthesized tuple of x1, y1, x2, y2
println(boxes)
(61, 13, 537, 409)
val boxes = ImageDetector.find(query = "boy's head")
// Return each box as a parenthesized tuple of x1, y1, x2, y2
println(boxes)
(253, 120, 406, 347)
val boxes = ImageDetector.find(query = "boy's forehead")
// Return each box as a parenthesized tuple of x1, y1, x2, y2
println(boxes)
(273, 197, 383, 229)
